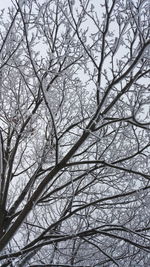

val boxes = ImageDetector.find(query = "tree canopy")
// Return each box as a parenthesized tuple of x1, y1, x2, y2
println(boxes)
(0, 0, 150, 266)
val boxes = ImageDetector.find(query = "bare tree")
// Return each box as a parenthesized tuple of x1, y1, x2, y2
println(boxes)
(0, 0, 150, 266)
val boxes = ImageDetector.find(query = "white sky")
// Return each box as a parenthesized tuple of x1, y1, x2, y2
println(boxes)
(1, 0, 12, 9)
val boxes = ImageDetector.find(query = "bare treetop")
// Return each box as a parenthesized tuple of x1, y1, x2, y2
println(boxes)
(0, 0, 150, 266)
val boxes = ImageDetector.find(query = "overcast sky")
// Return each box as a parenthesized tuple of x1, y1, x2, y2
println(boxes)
(1, 0, 12, 9)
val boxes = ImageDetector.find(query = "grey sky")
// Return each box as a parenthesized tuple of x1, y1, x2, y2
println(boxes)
(1, 0, 12, 9)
